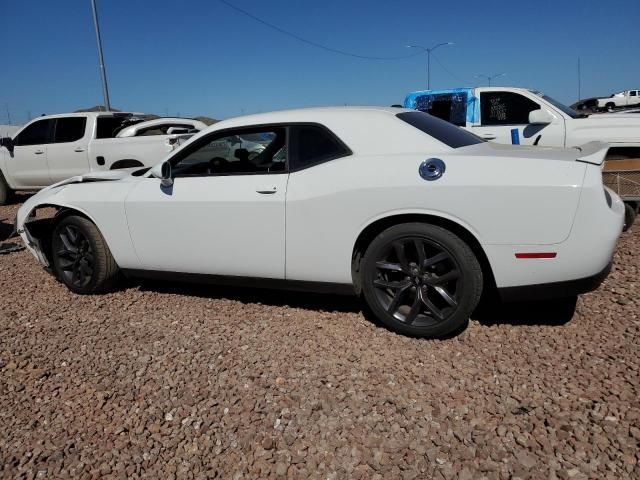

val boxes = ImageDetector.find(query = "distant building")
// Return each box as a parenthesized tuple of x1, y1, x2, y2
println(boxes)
(0, 125, 21, 137)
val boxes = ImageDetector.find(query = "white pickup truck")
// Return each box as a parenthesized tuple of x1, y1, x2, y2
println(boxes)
(0, 112, 206, 204)
(404, 86, 640, 228)
(596, 90, 640, 111)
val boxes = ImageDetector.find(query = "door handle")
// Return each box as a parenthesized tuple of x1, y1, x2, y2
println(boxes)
(481, 134, 496, 140)
(35, 149, 44, 155)
(256, 187, 277, 194)
(74, 147, 86, 152)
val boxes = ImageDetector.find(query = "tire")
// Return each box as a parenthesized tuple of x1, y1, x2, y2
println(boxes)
(623, 203, 636, 232)
(51, 215, 119, 294)
(0, 171, 12, 206)
(361, 223, 483, 338)
(606, 102, 615, 111)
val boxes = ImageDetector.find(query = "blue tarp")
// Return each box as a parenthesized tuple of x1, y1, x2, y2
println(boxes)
(403, 88, 479, 125)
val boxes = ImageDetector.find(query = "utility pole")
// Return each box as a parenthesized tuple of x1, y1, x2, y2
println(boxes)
(406, 42, 454, 89)
(90, 0, 111, 111)
(4, 104, 10, 125)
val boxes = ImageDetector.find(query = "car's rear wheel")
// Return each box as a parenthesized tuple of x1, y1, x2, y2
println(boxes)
(624, 203, 636, 232)
(51, 215, 119, 294)
(361, 223, 483, 338)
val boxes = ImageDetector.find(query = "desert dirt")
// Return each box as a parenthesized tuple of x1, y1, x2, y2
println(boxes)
(0, 195, 638, 479)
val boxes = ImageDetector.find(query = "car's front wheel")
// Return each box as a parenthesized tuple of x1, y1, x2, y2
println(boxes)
(51, 215, 119, 294)
(361, 223, 483, 338)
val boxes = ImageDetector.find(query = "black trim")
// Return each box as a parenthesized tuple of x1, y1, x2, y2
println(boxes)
(122, 269, 357, 296)
(498, 261, 612, 302)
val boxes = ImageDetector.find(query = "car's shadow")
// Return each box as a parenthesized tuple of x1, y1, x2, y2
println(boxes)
(133, 279, 577, 330)
(135, 279, 363, 314)
(472, 295, 577, 327)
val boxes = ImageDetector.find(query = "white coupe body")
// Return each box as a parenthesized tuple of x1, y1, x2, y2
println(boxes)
(15, 107, 624, 337)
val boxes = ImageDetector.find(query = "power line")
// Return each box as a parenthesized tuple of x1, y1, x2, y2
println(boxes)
(431, 54, 473, 85)
(217, 0, 424, 61)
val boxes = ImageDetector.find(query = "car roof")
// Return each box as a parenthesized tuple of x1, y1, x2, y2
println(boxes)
(180, 106, 455, 156)
(211, 106, 409, 130)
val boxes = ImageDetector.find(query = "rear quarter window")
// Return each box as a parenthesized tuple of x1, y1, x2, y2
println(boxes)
(290, 125, 351, 170)
(396, 111, 484, 148)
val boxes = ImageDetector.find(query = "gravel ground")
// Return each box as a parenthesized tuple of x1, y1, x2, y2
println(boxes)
(0, 197, 638, 480)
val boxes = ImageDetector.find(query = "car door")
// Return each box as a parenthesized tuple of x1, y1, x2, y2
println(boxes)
(125, 126, 288, 279)
(628, 90, 638, 107)
(472, 91, 565, 146)
(47, 116, 91, 183)
(4, 118, 54, 188)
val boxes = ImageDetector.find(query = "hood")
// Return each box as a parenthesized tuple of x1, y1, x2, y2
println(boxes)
(48, 168, 141, 189)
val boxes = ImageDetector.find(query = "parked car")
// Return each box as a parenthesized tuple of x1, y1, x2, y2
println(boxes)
(115, 118, 206, 137)
(404, 86, 640, 228)
(15, 107, 623, 338)
(0, 112, 200, 204)
(595, 90, 640, 111)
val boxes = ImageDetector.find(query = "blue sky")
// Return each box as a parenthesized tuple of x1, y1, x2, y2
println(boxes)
(1, 0, 639, 123)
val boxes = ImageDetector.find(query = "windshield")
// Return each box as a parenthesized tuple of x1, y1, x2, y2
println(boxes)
(531, 91, 584, 119)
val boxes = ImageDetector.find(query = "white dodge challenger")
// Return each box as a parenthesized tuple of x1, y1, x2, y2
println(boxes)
(15, 107, 624, 338)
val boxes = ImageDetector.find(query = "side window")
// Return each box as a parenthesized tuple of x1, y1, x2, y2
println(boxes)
(630, 91, 637, 97)
(414, 93, 468, 126)
(172, 127, 286, 177)
(54, 117, 87, 143)
(13, 119, 54, 146)
(480, 92, 541, 126)
(290, 125, 350, 170)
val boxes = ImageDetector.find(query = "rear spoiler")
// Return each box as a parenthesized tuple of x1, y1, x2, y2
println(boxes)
(574, 141, 609, 166)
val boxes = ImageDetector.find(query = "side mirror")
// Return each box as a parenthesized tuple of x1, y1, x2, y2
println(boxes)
(160, 161, 173, 187)
(151, 161, 173, 187)
(528, 109, 553, 125)
(0, 137, 14, 153)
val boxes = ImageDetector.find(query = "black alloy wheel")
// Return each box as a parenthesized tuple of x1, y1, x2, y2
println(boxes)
(362, 223, 483, 338)
(51, 215, 119, 294)
(55, 224, 95, 289)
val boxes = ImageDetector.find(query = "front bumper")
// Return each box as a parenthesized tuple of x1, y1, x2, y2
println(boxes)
(18, 219, 51, 267)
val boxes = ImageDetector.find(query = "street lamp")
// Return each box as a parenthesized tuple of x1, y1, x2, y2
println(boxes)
(406, 42, 454, 90)
(474, 73, 506, 87)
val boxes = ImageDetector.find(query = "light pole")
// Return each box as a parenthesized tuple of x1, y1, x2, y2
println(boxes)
(90, 0, 111, 111)
(406, 42, 454, 90)
(474, 73, 506, 87)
